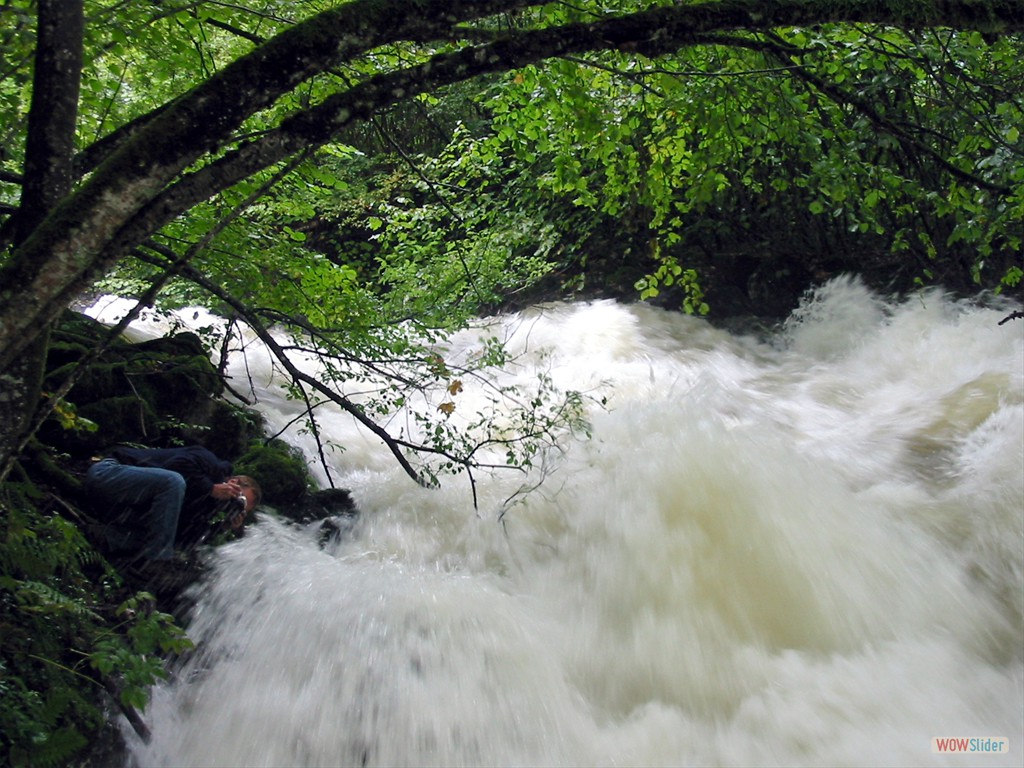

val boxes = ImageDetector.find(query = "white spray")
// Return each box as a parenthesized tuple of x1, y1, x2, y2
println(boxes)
(91, 277, 1023, 767)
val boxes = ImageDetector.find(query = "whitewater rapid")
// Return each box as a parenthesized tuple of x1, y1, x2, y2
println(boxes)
(91, 277, 1023, 767)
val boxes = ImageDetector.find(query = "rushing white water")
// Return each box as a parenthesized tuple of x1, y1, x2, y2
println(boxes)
(92, 277, 1023, 767)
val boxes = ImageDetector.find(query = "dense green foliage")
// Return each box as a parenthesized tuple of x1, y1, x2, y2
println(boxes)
(1, 1, 1022, 763)
(0, 484, 192, 767)
(366, 19, 1024, 312)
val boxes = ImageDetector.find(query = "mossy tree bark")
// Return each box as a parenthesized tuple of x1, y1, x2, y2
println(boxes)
(0, 0, 83, 482)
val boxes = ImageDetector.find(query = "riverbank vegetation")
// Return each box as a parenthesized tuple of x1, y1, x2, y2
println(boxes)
(2, 1, 1022, 763)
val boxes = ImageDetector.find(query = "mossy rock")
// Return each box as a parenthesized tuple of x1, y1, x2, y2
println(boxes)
(46, 311, 129, 360)
(130, 333, 223, 404)
(233, 439, 313, 509)
(81, 396, 163, 448)
(295, 488, 359, 525)
(196, 400, 265, 460)
(233, 441, 360, 524)
(40, 312, 258, 458)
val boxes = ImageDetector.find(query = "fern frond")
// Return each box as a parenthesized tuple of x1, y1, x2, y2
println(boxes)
(13, 579, 101, 621)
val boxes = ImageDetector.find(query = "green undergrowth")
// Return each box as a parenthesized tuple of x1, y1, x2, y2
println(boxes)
(0, 482, 191, 767)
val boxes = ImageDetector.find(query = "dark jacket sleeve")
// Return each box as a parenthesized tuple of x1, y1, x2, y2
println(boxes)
(159, 447, 233, 508)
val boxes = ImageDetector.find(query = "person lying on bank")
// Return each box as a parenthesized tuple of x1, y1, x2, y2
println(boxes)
(84, 444, 261, 574)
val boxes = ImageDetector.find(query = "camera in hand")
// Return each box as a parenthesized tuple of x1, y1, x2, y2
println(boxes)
(217, 494, 246, 518)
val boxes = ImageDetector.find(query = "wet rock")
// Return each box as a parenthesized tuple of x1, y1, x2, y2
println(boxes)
(316, 513, 359, 547)
(281, 487, 359, 523)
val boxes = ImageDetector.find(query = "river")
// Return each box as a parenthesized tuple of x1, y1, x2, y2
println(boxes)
(89, 277, 1023, 766)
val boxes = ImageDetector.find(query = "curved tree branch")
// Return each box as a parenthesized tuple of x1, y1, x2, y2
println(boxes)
(0, 0, 535, 372)
(3, 0, 1023, 373)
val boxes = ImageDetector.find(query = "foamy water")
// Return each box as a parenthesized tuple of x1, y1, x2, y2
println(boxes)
(91, 278, 1023, 766)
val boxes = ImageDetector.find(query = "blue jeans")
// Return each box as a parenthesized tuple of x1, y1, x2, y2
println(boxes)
(85, 458, 185, 561)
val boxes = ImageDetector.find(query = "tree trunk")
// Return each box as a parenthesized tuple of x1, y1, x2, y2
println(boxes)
(0, 0, 83, 482)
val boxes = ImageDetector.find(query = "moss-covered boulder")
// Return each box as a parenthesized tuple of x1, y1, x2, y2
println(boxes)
(233, 439, 360, 524)
(37, 311, 262, 456)
(233, 438, 312, 506)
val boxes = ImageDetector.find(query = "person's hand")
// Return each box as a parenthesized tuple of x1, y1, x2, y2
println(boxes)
(214, 480, 256, 530)
(211, 479, 242, 501)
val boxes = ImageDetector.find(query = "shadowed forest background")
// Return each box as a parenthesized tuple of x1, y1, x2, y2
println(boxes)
(1, 1, 1022, 764)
